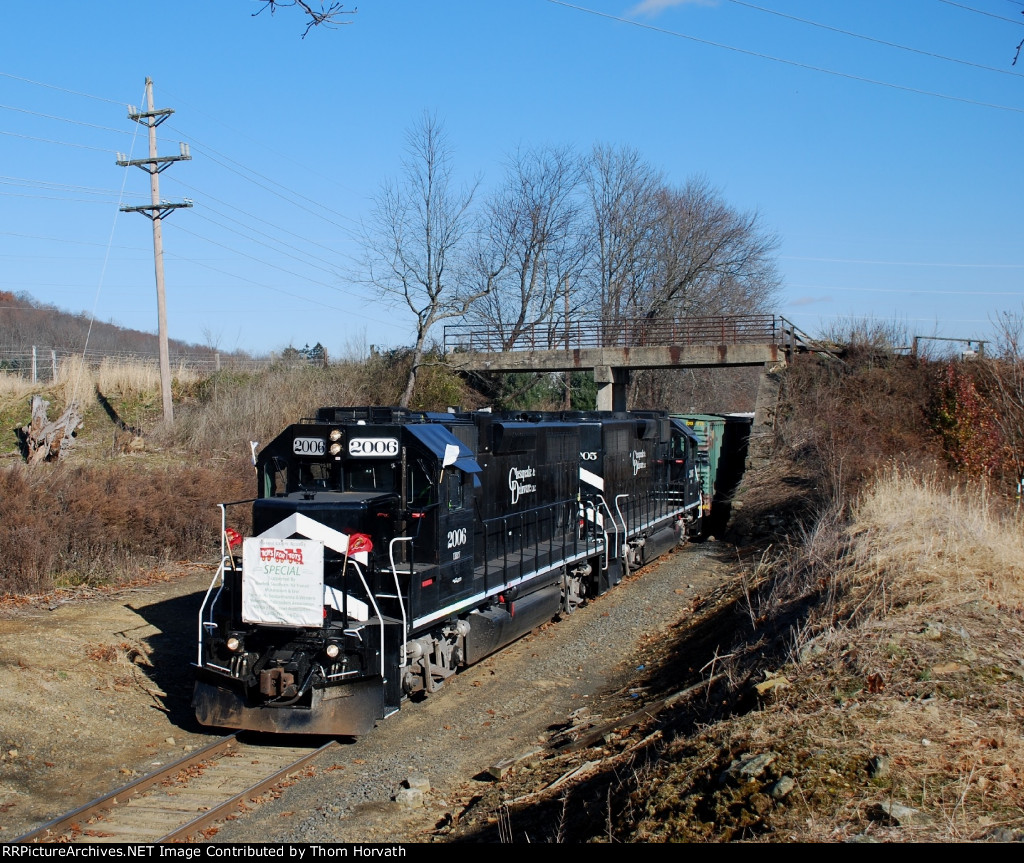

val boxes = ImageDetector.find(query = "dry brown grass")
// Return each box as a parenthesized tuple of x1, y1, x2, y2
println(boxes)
(632, 468, 1024, 842)
(850, 468, 1024, 610)
(0, 460, 251, 595)
(0, 356, 203, 405)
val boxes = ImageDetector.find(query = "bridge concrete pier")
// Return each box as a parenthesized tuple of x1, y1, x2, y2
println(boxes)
(594, 365, 630, 412)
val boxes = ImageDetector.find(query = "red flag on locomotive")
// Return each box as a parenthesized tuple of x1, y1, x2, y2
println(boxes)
(347, 533, 373, 554)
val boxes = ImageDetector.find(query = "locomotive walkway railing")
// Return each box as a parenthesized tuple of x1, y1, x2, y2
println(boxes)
(443, 314, 778, 354)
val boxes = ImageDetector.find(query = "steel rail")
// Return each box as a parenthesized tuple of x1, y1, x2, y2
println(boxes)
(14, 734, 336, 843)
(14, 734, 239, 842)
(158, 740, 337, 842)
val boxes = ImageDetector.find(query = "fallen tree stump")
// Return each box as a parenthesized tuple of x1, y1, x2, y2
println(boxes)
(20, 395, 82, 464)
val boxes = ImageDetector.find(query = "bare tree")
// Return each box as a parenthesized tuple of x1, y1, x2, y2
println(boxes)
(252, 1, 356, 37)
(362, 112, 502, 407)
(582, 144, 663, 325)
(646, 176, 780, 321)
(468, 144, 589, 350)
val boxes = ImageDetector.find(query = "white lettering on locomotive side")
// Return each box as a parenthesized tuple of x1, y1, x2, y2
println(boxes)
(509, 465, 537, 504)
(446, 527, 468, 549)
(631, 449, 648, 476)
(579, 450, 598, 461)
(293, 437, 326, 456)
(348, 437, 400, 457)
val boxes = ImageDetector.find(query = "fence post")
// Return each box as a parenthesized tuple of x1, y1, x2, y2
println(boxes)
(51, 350, 57, 381)
(32, 346, 37, 383)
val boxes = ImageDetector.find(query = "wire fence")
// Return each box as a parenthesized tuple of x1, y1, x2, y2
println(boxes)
(0, 347, 279, 383)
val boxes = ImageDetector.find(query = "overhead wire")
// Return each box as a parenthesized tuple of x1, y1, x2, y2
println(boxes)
(181, 200, 359, 277)
(0, 71, 126, 104)
(160, 221, 393, 327)
(726, 0, 1024, 78)
(935, 0, 1024, 25)
(546, 0, 1024, 113)
(781, 256, 1024, 269)
(183, 208, 357, 286)
(2, 72, 375, 339)
(165, 176, 357, 264)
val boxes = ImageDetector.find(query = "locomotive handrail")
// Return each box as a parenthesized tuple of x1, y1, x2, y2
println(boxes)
(614, 493, 630, 571)
(196, 501, 254, 669)
(387, 537, 413, 664)
(196, 559, 228, 668)
(344, 559, 387, 681)
(596, 495, 616, 572)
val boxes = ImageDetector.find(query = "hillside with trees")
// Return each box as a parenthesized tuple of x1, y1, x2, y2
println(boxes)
(0, 290, 228, 366)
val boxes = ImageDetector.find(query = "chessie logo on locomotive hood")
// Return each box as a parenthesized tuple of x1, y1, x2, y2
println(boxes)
(631, 449, 648, 476)
(509, 466, 537, 504)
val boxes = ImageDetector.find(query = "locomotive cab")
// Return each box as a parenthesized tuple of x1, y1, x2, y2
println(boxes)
(193, 409, 483, 735)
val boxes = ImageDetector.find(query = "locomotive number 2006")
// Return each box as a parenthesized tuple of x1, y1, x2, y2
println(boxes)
(349, 437, 400, 457)
(447, 527, 468, 549)
(293, 437, 326, 456)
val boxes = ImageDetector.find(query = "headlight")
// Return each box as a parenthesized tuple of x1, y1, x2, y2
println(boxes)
(226, 636, 242, 652)
(329, 443, 342, 456)
(325, 643, 340, 659)
(329, 429, 342, 441)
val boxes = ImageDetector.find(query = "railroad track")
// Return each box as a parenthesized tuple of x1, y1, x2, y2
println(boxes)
(15, 734, 336, 843)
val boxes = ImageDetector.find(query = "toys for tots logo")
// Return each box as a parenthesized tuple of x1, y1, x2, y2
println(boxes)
(508, 465, 537, 503)
(259, 546, 305, 564)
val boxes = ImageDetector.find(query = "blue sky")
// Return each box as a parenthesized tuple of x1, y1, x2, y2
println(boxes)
(1, 1, 1021, 357)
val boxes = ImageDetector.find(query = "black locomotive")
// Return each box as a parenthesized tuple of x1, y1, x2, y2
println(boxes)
(193, 407, 704, 735)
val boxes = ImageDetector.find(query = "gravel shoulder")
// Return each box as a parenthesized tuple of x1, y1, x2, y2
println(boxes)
(0, 545, 733, 842)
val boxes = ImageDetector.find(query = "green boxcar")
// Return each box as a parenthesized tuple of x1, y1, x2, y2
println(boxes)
(672, 415, 725, 519)
(671, 413, 752, 534)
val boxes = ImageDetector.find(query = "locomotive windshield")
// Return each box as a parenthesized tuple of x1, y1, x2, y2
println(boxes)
(261, 457, 399, 497)
(346, 460, 397, 492)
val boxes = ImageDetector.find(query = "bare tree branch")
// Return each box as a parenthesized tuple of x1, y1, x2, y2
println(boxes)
(361, 112, 504, 407)
(252, 1, 356, 38)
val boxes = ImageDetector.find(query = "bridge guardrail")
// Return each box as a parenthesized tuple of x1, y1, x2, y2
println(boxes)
(444, 314, 778, 354)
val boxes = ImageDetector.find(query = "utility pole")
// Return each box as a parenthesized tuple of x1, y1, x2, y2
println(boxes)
(116, 77, 192, 425)
(564, 274, 571, 410)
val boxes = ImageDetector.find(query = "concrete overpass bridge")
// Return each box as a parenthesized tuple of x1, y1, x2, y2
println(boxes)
(444, 314, 785, 411)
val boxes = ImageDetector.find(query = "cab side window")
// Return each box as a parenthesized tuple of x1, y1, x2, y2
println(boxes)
(445, 471, 464, 511)
(408, 461, 435, 507)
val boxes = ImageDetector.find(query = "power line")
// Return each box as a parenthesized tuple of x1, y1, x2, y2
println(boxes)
(173, 135, 358, 232)
(0, 102, 131, 135)
(161, 84, 362, 198)
(186, 208, 352, 285)
(0, 71, 126, 104)
(165, 171, 358, 260)
(781, 256, 1024, 268)
(163, 221, 393, 328)
(727, 0, 1024, 78)
(546, 0, 1024, 113)
(0, 129, 120, 152)
(936, 0, 1024, 25)
(787, 283, 1024, 296)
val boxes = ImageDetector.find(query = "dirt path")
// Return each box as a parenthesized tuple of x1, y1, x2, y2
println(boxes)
(0, 567, 224, 837)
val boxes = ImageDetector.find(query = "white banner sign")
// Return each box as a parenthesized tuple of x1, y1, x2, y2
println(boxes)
(242, 537, 324, 627)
